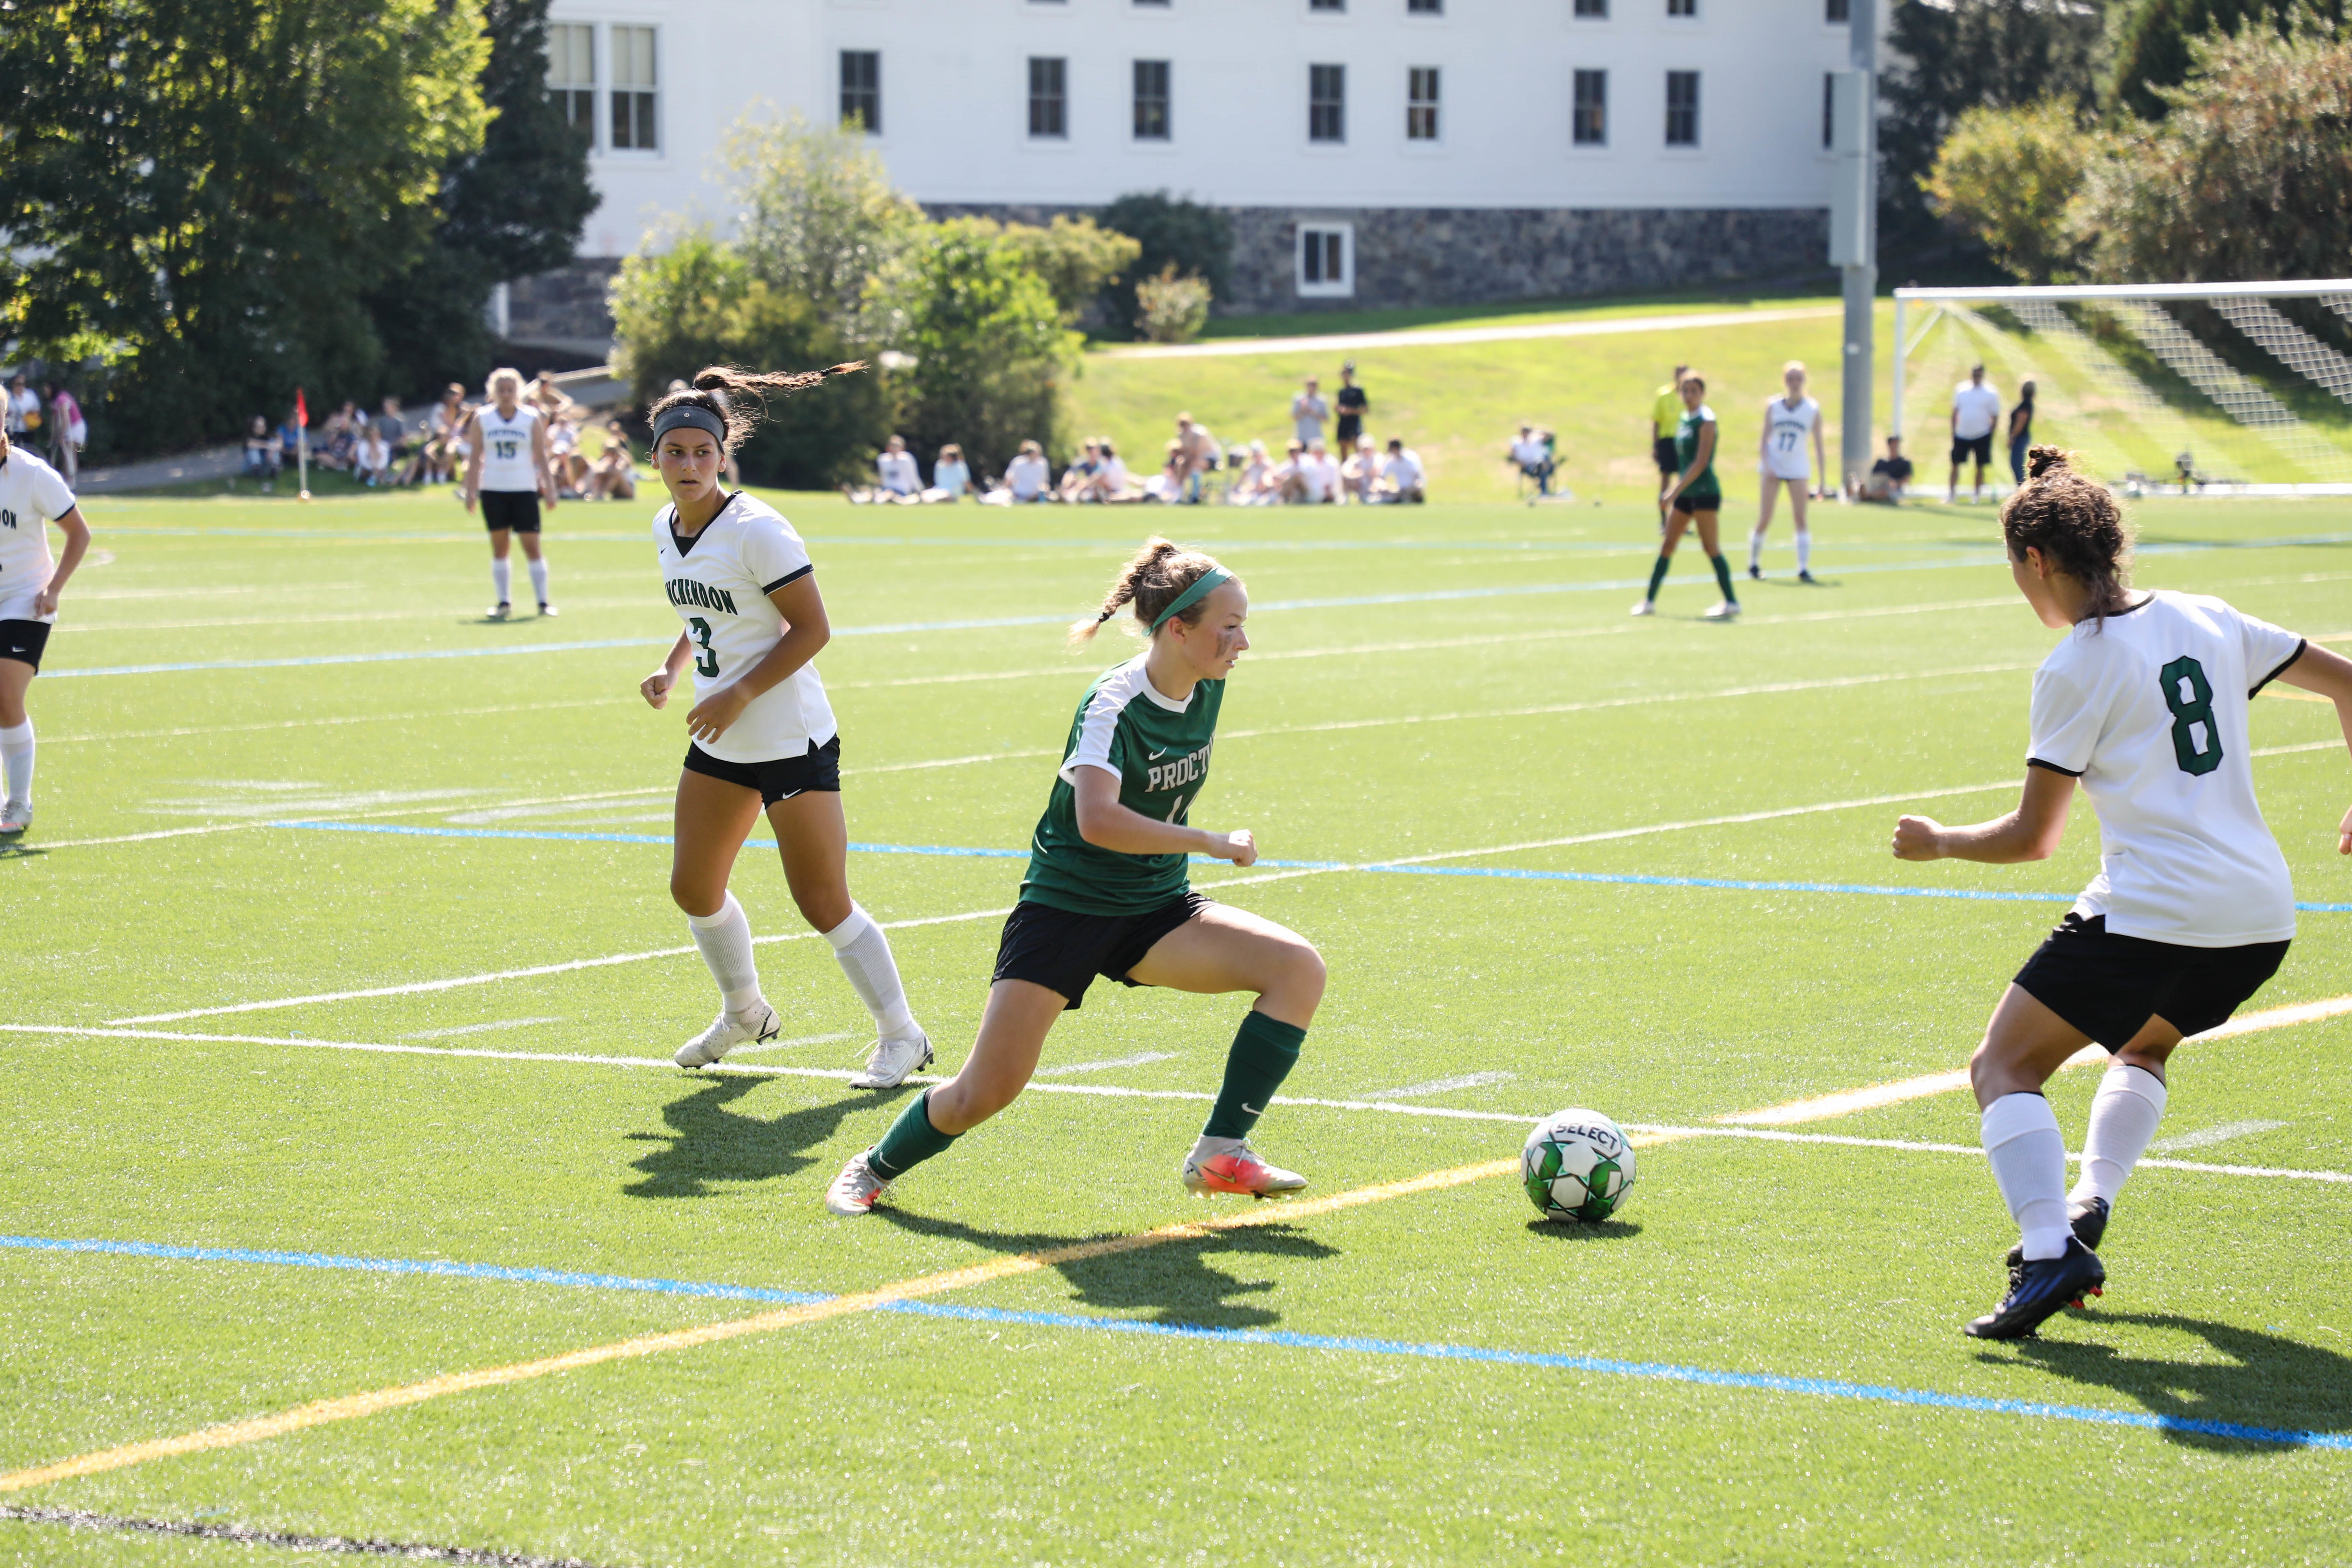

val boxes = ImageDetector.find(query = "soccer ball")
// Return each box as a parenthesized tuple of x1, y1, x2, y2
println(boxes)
(1522, 1107, 1635, 1223)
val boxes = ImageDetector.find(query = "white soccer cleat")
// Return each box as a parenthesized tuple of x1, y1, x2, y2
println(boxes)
(0, 800, 28, 836)
(538, 602, 559, 617)
(674, 1002, 780, 1068)
(825, 1151, 890, 1217)
(850, 1030, 933, 1089)
(1704, 600, 1742, 621)
(1629, 599, 1656, 617)
(1182, 1143, 1309, 1199)
(486, 601, 512, 622)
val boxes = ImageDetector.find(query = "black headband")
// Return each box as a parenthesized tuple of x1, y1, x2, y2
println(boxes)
(651, 403, 728, 443)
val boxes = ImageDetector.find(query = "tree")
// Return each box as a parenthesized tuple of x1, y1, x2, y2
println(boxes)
(1924, 102, 2113, 283)
(997, 217, 1141, 327)
(0, 0, 489, 456)
(725, 113, 924, 327)
(1095, 193, 1233, 339)
(2101, 0, 2345, 119)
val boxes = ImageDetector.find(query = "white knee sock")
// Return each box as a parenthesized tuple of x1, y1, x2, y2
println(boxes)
(823, 904, 917, 1039)
(528, 557, 549, 606)
(1981, 1092, 2073, 1261)
(2071, 1063, 2166, 1207)
(0, 720, 31, 805)
(491, 559, 512, 605)
(1748, 524, 1767, 571)
(685, 893, 763, 1015)
(1795, 525, 1812, 575)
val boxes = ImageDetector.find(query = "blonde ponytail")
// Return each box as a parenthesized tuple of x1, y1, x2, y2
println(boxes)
(1069, 536, 1228, 645)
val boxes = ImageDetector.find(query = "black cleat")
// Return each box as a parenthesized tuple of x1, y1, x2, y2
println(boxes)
(1966, 1237, 2106, 1340)
(2004, 1196, 2109, 1269)
(1746, 564, 1764, 580)
(1798, 570, 1818, 584)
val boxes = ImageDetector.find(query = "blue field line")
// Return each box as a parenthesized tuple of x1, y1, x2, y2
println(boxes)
(256, 821, 2352, 911)
(8, 1233, 2342, 1450)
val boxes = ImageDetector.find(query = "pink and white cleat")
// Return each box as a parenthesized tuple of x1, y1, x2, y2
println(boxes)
(825, 1150, 891, 1217)
(1181, 1143, 1308, 1200)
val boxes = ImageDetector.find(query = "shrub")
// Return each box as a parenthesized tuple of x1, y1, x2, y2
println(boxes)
(1134, 265, 1212, 344)
(998, 216, 1141, 326)
(1095, 192, 1233, 338)
(1922, 101, 2111, 283)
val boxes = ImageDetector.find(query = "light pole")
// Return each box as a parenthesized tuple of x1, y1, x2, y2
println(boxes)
(1832, 0, 1880, 496)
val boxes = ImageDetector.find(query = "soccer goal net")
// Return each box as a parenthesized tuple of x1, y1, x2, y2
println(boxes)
(1891, 280, 2352, 495)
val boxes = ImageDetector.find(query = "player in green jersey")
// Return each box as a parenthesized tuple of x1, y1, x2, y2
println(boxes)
(1635, 373, 1741, 621)
(825, 538, 1327, 1215)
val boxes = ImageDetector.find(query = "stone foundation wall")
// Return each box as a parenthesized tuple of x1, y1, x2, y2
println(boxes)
(504, 258, 623, 353)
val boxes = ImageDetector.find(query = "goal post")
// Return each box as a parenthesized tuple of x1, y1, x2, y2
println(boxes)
(1890, 279, 2352, 494)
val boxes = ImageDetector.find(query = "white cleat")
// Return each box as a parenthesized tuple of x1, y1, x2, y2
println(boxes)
(538, 602, 559, 617)
(674, 1003, 780, 1068)
(486, 601, 512, 622)
(1704, 600, 1742, 621)
(1182, 1143, 1309, 1199)
(825, 1151, 890, 1216)
(850, 1030, 933, 1089)
(1629, 599, 1656, 617)
(0, 800, 28, 836)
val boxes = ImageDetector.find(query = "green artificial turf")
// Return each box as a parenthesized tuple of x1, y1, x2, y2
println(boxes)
(4, 487, 2351, 1566)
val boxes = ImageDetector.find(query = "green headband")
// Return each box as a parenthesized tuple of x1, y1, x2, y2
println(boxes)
(1150, 567, 1232, 631)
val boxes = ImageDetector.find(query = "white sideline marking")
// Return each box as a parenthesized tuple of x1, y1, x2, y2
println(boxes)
(1720, 993, 2352, 1127)
(44, 696, 637, 747)
(7, 1024, 2347, 1186)
(1034, 1052, 1180, 1077)
(727, 1032, 855, 1056)
(2149, 1119, 2290, 1153)
(398, 1018, 564, 1040)
(1367, 1071, 1517, 1098)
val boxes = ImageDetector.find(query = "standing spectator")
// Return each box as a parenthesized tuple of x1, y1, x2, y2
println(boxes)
(1004, 440, 1051, 502)
(926, 443, 975, 502)
(1651, 362, 1690, 523)
(1297, 438, 1340, 504)
(42, 382, 84, 484)
(1291, 377, 1330, 448)
(1340, 434, 1379, 504)
(1377, 438, 1425, 503)
(2007, 379, 2037, 487)
(1860, 434, 1913, 504)
(1508, 423, 1555, 497)
(4, 375, 39, 442)
(1948, 363, 2002, 503)
(242, 416, 281, 493)
(1174, 413, 1218, 501)
(1334, 361, 1368, 452)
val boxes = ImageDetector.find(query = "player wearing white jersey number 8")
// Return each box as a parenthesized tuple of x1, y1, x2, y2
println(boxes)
(1748, 361, 1826, 584)
(637, 364, 931, 1085)
(1891, 446, 2352, 1341)
(457, 368, 557, 621)
(0, 426, 92, 838)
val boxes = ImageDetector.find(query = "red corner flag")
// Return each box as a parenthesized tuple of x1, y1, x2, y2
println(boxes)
(295, 388, 309, 428)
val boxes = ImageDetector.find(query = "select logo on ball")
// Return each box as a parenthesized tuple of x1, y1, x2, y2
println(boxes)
(1522, 1107, 1636, 1224)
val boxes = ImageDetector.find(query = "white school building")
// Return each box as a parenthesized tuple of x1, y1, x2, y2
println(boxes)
(512, 0, 1876, 351)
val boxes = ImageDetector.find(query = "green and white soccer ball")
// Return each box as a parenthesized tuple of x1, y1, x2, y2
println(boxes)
(1522, 1107, 1635, 1223)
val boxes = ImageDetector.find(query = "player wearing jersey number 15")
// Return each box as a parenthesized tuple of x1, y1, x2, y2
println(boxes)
(826, 539, 1328, 1217)
(1890, 446, 2352, 1341)
(457, 368, 559, 621)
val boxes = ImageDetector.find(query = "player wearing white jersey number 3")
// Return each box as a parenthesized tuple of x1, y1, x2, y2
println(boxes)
(637, 364, 931, 1085)
(458, 368, 557, 621)
(0, 426, 93, 838)
(1748, 360, 1826, 584)
(1892, 447, 2352, 1341)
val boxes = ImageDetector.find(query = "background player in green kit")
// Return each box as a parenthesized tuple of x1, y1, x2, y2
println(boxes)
(825, 539, 1327, 1216)
(1635, 373, 1741, 621)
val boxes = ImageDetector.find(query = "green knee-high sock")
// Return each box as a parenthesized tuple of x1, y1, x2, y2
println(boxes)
(1203, 1011, 1307, 1139)
(1709, 552, 1738, 603)
(869, 1088, 957, 1179)
(1645, 555, 1672, 601)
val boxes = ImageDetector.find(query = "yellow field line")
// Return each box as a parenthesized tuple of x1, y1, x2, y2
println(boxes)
(0, 1157, 1519, 1496)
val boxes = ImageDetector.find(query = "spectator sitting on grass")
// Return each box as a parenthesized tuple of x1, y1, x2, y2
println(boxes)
(923, 443, 975, 503)
(1267, 440, 1307, 504)
(401, 384, 465, 484)
(1089, 439, 1138, 503)
(1298, 438, 1340, 504)
(1057, 440, 1103, 503)
(242, 416, 280, 493)
(546, 412, 589, 498)
(277, 408, 304, 473)
(1377, 438, 1426, 504)
(1143, 439, 1187, 503)
(1341, 434, 1379, 505)
(844, 434, 924, 504)
(1508, 423, 1555, 496)
(1003, 440, 1051, 502)
(1175, 412, 1219, 501)
(1859, 434, 1912, 505)
(354, 423, 392, 487)
(320, 400, 361, 471)
(1227, 441, 1273, 505)
(374, 397, 408, 485)
(587, 420, 638, 501)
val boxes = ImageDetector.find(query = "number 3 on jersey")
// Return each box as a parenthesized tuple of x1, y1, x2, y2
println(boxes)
(2160, 655, 2223, 776)
(688, 616, 719, 678)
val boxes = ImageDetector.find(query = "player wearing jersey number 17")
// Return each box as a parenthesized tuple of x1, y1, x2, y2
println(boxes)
(826, 539, 1327, 1216)
(1891, 447, 2352, 1340)
(457, 368, 558, 621)
(1748, 360, 1826, 584)
(637, 365, 933, 1085)
(0, 425, 92, 838)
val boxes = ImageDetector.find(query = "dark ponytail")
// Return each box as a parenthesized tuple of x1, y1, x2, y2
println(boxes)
(646, 363, 866, 456)
(2001, 446, 2135, 627)
(1070, 536, 1231, 645)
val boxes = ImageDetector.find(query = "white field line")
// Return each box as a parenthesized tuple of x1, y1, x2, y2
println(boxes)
(24, 784, 690, 852)
(1720, 993, 2352, 1127)
(1366, 1071, 1517, 1098)
(397, 1017, 564, 1040)
(7, 1024, 2345, 1186)
(726, 1031, 855, 1056)
(2148, 1119, 2290, 1153)
(1032, 1051, 1179, 1077)
(43, 696, 639, 747)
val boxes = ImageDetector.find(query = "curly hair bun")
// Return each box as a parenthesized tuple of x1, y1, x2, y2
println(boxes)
(2025, 444, 2073, 480)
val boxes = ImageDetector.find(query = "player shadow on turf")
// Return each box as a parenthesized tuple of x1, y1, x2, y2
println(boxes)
(0, 841, 46, 861)
(1993, 1312, 2352, 1453)
(872, 1209, 1338, 1331)
(622, 1076, 906, 1199)
(1521, 1218, 1642, 1241)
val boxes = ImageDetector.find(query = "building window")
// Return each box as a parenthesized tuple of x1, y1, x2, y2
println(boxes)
(1665, 70, 1699, 145)
(1572, 69, 1607, 144)
(1408, 0, 1444, 11)
(1297, 223, 1354, 297)
(1309, 64, 1346, 142)
(1826, 0, 1850, 18)
(1821, 72, 1835, 148)
(1667, 0, 1695, 14)
(1575, 0, 1608, 14)
(1134, 59, 1171, 139)
(546, 24, 595, 143)
(1310, 0, 1346, 10)
(1135, 0, 1170, 6)
(1406, 67, 1439, 140)
(840, 51, 880, 135)
(1029, 57, 1068, 139)
(610, 24, 658, 152)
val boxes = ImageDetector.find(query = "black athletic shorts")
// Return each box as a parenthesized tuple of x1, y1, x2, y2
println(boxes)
(2013, 913, 2289, 1050)
(1335, 415, 1362, 448)
(0, 619, 51, 671)
(1653, 437, 1682, 475)
(992, 890, 1212, 1010)
(682, 734, 842, 805)
(480, 489, 542, 533)
(1670, 486, 1720, 515)
(1950, 433, 1993, 467)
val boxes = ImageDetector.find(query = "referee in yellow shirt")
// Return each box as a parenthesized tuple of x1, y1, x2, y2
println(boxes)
(1652, 363, 1689, 525)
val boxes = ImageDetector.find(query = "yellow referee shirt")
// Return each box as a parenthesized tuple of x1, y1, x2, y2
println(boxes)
(1651, 385, 1684, 438)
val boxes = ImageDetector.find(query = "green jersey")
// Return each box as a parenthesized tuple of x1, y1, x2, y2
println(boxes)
(1676, 403, 1720, 502)
(1022, 654, 1225, 916)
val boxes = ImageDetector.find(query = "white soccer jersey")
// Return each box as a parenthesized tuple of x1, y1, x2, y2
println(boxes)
(1761, 395, 1820, 480)
(654, 491, 837, 764)
(0, 447, 77, 621)
(2027, 590, 2307, 947)
(475, 403, 541, 493)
